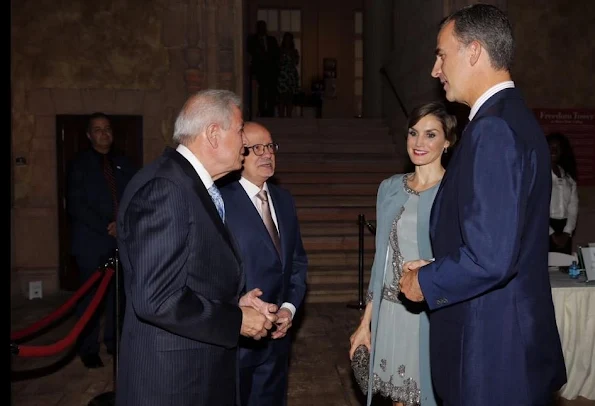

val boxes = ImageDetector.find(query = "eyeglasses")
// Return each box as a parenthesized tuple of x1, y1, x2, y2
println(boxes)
(245, 143, 279, 156)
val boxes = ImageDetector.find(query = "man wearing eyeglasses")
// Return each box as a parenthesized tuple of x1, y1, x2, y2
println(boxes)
(66, 112, 137, 368)
(220, 122, 308, 406)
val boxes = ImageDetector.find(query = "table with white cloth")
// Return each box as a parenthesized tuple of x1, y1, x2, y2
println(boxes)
(549, 271, 595, 400)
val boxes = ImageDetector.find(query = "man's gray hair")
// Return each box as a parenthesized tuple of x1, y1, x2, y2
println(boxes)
(173, 89, 242, 145)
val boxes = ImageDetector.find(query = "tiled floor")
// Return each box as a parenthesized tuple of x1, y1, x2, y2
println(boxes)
(10, 293, 594, 406)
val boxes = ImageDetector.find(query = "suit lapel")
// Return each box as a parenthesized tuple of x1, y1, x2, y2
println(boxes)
(227, 181, 281, 261)
(166, 148, 242, 264)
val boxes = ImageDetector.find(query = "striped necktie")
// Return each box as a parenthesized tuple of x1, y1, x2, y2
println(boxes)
(257, 189, 281, 255)
(208, 184, 225, 222)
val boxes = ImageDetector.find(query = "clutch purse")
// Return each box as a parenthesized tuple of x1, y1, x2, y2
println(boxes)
(351, 344, 370, 393)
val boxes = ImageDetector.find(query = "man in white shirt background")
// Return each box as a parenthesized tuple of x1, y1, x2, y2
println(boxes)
(219, 121, 308, 406)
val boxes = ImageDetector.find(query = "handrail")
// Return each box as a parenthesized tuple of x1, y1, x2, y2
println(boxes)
(348, 214, 375, 310)
(364, 219, 376, 235)
(379, 66, 409, 119)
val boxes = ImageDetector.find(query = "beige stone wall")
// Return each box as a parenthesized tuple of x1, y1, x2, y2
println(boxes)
(11, 0, 244, 299)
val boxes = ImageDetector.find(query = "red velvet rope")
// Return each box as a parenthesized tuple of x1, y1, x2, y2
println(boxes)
(11, 269, 105, 341)
(14, 268, 114, 358)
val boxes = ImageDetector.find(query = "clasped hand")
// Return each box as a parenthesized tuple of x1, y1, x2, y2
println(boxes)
(239, 288, 278, 340)
(399, 259, 429, 302)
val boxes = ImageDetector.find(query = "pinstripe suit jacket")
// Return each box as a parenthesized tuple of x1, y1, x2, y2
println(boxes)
(116, 147, 245, 406)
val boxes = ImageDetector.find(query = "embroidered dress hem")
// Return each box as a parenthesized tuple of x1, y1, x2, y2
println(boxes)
(370, 373, 421, 406)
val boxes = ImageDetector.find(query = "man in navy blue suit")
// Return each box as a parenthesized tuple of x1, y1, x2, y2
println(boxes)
(67, 112, 136, 368)
(399, 4, 566, 405)
(220, 122, 308, 406)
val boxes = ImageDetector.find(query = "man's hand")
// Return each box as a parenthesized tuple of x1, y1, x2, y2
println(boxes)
(271, 308, 292, 340)
(239, 288, 278, 323)
(399, 259, 429, 302)
(107, 221, 117, 237)
(240, 307, 274, 340)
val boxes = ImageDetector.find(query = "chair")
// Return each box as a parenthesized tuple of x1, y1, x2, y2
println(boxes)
(548, 252, 577, 268)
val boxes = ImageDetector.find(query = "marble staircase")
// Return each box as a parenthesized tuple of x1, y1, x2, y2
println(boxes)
(257, 118, 404, 303)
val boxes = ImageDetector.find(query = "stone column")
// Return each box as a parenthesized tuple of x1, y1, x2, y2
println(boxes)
(362, 0, 393, 118)
(184, 0, 206, 95)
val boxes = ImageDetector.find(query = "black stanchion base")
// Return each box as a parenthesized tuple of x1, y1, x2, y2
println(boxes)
(346, 301, 365, 310)
(88, 391, 115, 406)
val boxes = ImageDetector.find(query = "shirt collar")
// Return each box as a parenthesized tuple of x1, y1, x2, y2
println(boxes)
(239, 176, 268, 198)
(469, 81, 515, 121)
(175, 144, 214, 189)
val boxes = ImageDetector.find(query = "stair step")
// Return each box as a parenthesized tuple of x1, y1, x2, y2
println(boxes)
(294, 195, 376, 208)
(276, 172, 392, 184)
(304, 284, 366, 304)
(300, 221, 367, 236)
(284, 183, 379, 196)
(298, 207, 376, 222)
(256, 117, 387, 129)
(276, 153, 396, 162)
(303, 235, 375, 251)
(274, 161, 399, 173)
(274, 131, 392, 143)
(307, 251, 375, 267)
(279, 143, 395, 154)
(307, 268, 371, 285)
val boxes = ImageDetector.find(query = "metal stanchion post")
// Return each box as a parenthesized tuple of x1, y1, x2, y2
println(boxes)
(88, 250, 119, 406)
(347, 214, 366, 310)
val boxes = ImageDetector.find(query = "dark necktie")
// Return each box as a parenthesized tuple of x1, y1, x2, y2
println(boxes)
(257, 190, 281, 255)
(103, 154, 118, 221)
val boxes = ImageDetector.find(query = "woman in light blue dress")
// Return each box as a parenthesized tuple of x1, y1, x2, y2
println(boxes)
(349, 102, 457, 406)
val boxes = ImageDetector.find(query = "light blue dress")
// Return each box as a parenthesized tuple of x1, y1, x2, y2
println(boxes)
(363, 174, 440, 406)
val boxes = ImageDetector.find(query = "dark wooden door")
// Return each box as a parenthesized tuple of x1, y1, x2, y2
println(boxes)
(56, 115, 143, 291)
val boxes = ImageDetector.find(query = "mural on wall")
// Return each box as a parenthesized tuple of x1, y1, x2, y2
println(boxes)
(11, 0, 170, 90)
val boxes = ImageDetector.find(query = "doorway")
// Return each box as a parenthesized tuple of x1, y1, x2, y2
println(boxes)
(55, 115, 143, 291)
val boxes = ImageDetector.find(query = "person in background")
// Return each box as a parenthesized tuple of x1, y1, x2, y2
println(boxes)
(349, 102, 457, 406)
(277, 32, 300, 118)
(220, 121, 308, 406)
(67, 112, 136, 369)
(247, 20, 280, 117)
(547, 132, 579, 254)
(399, 4, 566, 405)
(115, 90, 278, 406)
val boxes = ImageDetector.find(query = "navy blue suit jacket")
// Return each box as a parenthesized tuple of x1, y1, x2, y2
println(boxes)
(67, 148, 136, 270)
(220, 180, 308, 367)
(418, 88, 566, 405)
(116, 147, 245, 406)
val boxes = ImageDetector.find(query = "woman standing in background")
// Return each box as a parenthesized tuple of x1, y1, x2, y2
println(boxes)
(547, 132, 579, 254)
(277, 32, 299, 118)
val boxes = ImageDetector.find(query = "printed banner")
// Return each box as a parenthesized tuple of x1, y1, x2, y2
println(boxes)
(533, 108, 595, 186)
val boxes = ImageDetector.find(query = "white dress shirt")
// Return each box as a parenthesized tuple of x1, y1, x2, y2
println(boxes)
(176, 144, 214, 189)
(239, 176, 296, 319)
(469, 81, 515, 121)
(550, 166, 579, 236)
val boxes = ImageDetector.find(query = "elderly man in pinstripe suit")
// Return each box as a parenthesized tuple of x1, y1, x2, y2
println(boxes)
(116, 90, 278, 406)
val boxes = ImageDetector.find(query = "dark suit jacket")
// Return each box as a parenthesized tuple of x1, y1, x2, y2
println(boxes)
(220, 180, 308, 367)
(418, 88, 567, 405)
(115, 147, 245, 406)
(67, 148, 136, 270)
